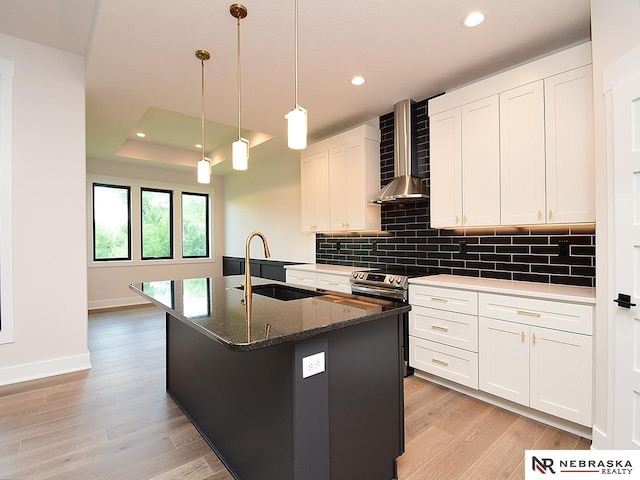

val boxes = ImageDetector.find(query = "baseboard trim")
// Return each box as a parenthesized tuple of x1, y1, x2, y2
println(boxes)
(88, 297, 150, 311)
(413, 370, 593, 440)
(591, 425, 610, 450)
(0, 352, 92, 386)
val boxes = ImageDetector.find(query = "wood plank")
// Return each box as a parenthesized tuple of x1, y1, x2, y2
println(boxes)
(148, 456, 214, 480)
(397, 425, 455, 479)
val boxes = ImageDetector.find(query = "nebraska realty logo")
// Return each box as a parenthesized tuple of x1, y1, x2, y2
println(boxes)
(525, 451, 639, 479)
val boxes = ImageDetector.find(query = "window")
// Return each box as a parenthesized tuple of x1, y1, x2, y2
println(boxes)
(182, 192, 209, 258)
(93, 184, 131, 261)
(141, 188, 173, 260)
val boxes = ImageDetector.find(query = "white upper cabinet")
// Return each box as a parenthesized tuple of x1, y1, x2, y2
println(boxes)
(300, 151, 330, 232)
(500, 81, 546, 225)
(429, 108, 462, 228)
(301, 124, 381, 233)
(429, 42, 594, 228)
(545, 65, 595, 224)
(461, 96, 501, 227)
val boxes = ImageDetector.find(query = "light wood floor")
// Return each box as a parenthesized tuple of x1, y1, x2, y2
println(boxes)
(0, 305, 589, 479)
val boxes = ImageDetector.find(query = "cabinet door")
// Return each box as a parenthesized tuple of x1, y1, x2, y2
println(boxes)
(429, 108, 462, 228)
(328, 144, 348, 231)
(462, 96, 501, 227)
(545, 65, 595, 223)
(344, 142, 367, 231)
(479, 317, 529, 406)
(500, 81, 546, 225)
(301, 152, 330, 232)
(529, 326, 593, 426)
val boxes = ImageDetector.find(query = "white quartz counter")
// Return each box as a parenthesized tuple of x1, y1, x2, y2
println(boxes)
(409, 274, 595, 304)
(284, 264, 371, 277)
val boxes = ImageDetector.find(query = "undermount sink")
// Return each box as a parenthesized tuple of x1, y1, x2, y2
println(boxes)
(236, 283, 324, 301)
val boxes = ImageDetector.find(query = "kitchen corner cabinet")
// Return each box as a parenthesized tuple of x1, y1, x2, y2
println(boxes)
(478, 293, 593, 427)
(301, 125, 381, 233)
(429, 43, 594, 228)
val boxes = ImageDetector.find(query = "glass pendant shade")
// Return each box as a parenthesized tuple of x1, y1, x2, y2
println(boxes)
(232, 138, 249, 170)
(286, 105, 307, 150)
(197, 158, 211, 184)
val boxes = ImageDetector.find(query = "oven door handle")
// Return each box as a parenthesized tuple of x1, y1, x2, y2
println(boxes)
(351, 284, 406, 301)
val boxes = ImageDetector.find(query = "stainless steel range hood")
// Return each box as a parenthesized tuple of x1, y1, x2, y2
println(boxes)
(369, 99, 428, 203)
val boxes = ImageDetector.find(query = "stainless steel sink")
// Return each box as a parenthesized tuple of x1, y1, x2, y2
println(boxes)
(236, 283, 323, 301)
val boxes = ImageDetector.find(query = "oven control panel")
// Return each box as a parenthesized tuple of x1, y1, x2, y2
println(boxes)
(350, 271, 408, 289)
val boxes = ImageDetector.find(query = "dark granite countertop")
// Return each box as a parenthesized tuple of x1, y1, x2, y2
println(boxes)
(129, 275, 410, 352)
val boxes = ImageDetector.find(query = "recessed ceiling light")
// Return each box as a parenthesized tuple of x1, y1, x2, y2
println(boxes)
(195, 144, 202, 149)
(462, 11, 485, 28)
(351, 76, 366, 86)
(136, 132, 146, 138)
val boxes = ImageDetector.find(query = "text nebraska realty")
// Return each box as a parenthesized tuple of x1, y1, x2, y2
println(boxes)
(560, 459, 632, 475)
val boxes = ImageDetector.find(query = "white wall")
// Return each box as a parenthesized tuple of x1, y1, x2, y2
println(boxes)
(0, 34, 90, 385)
(223, 149, 315, 263)
(590, 0, 640, 449)
(86, 158, 225, 309)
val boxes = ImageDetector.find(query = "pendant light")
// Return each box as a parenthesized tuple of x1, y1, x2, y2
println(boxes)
(196, 49, 211, 184)
(230, 4, 249, 170)
(285, 0, 307, 150)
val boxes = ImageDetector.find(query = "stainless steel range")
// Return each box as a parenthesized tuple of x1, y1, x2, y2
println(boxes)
(350, 271, 409, 301)
(350, 266, 433, 377)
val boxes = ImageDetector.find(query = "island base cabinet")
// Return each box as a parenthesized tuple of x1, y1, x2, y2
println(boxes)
(166, 313, 403, 480)
(479, 317, 593, 427)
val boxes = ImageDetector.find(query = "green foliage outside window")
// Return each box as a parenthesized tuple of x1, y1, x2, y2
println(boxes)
(142, 189, 172, 259)
(182, 193, 209, 258)
(93, 184, 130, 260)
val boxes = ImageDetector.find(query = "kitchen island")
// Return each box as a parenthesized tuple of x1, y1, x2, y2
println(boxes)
(130, 275, 410, 480)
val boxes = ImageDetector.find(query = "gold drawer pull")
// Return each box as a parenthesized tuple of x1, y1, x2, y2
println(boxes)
(431, 324, 449, 332)
(521, 331, 526, 342)
(532, 333, 537, 344)
(432, 358, 449, 367)
(516, 309, 541, 318)
(430, 296, 448, 303)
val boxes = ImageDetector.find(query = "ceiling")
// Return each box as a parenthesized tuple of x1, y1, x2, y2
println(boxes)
(0, 0, 591, 176)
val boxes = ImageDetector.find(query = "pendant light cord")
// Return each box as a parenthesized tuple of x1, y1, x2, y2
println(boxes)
(237, 14, 242, 140)
(201, 57, 206, 159)
(294, 0, 298, 107)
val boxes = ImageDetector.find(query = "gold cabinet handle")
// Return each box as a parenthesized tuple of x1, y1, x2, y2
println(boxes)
(463, 214, 468, 223)
(537, 210, 542, 220)
(431, 324, 449, 332)
(521, 331, 526, 342)
(432, 358, 449, 367)
(430, 296, 448, 303)
(532, 333, 537, 344)
(549, 210, 554, 219)
(455, 215, 460, 224)
(517, 309, 541, 318)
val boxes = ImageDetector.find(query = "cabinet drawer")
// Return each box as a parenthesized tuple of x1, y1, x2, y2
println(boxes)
(409, 337, 478, 389)
(286, 270, 317, 288)
(479, 293, 593, 335)
(316, 273, 351, 294)
(409, 305, 478, 352)
(409, 285, 478, 315)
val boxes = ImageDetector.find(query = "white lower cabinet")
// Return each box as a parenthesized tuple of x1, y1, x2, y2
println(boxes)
(478, 294, 593, 427)
(409, 285, 479, 388)
(408, 278, 595, 430)
(286, 267, 353, 294)
(285, 269, 317, 288)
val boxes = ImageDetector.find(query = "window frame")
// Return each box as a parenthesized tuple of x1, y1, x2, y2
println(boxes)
(141, 187, 174, 261)
(92, 182, 132, 262)
(181, 191, 210, 259)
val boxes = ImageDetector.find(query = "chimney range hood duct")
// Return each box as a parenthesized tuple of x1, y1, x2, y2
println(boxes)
(369, 99, 428, 203)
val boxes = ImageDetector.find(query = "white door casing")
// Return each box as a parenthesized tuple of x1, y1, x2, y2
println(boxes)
(612, 70, 640, 449)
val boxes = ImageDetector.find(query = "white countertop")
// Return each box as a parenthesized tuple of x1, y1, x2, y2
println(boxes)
(409, 274, 595, 304)
(284, 264, 372, 276)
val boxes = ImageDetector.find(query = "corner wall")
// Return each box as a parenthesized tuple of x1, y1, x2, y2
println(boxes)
(0, 34, 90, 385)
